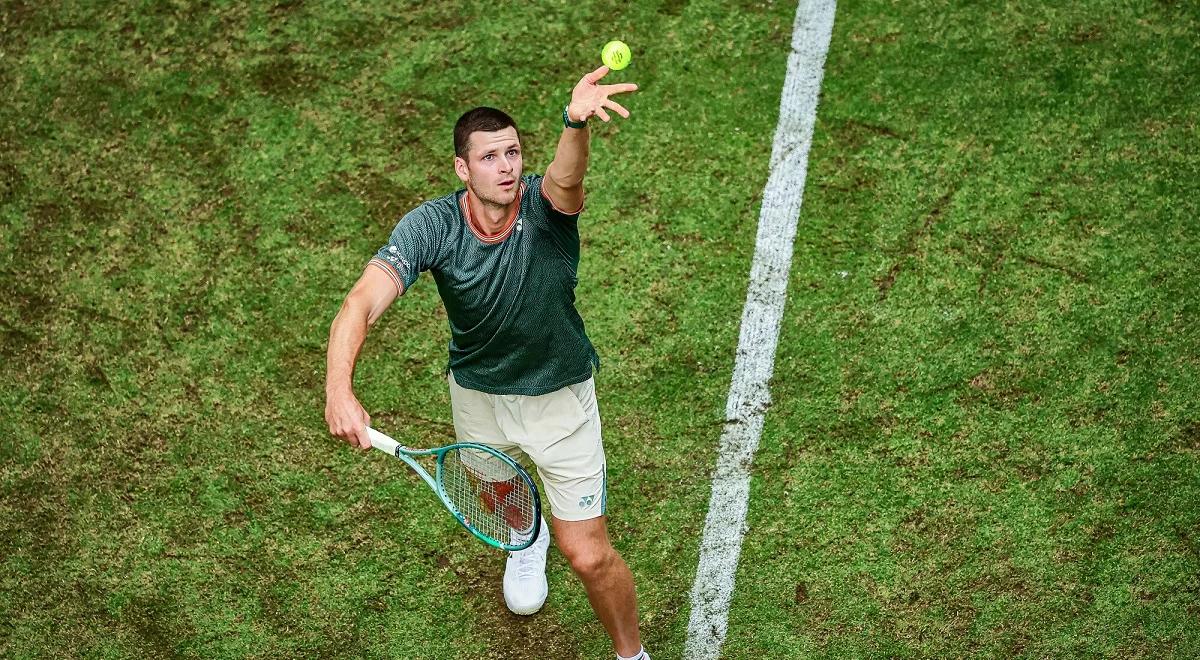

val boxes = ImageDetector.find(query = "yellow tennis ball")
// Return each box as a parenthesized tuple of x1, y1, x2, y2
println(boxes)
(601, 40, 631, 71)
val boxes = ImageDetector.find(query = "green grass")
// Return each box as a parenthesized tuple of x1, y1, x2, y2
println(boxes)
(2, 0, 1198, 657)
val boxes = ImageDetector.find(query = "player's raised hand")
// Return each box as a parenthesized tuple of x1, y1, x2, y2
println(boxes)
(566, 66, 639, 124)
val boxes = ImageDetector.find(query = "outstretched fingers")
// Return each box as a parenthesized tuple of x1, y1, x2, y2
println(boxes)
(604, 99, 630, 119)
(583, 65, 610, 84)
(605, 82, 639, 95)
(570, 69, 638, 123)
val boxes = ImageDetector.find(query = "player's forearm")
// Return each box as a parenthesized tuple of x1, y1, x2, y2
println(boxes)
(547, 120, 590, 189)
(325, 299, 371, 396)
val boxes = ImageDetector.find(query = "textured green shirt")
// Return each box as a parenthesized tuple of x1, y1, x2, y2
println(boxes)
(370, 174, 599, 396)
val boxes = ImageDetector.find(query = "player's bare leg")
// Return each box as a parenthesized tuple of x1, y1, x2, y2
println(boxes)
(553, 515, 642, 657)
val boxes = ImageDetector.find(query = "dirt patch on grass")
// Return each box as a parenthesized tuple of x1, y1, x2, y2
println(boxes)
(114, 593, 195, 657)
(441, 550, 585, 659)
(252, 55, 328, 99)
(1068, 24, 1105, 45)
(875, 188, 955, 301)
(0, 160, 24, 203)
(1167, 421, 1200, 453)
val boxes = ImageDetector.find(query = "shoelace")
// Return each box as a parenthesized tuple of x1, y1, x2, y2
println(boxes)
(509, 533, 546, 580)
(513, 545, 544, 579)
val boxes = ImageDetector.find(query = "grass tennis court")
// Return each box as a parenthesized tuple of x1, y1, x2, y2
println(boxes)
(2, 0, 1197, 657)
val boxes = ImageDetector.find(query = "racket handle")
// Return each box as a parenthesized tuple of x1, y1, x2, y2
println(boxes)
(365, 427, 400, 456)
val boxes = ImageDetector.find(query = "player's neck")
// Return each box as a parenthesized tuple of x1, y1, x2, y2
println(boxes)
(465, 188, 519, 236)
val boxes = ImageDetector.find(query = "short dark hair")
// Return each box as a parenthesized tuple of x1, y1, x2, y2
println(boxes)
(454, 107, 519, 158)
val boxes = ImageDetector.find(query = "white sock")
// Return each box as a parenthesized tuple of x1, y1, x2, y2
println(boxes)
(616, 647, 648, 660)
(509, 517, 546, 547)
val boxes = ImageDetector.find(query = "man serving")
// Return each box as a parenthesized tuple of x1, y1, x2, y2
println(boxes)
(324, 67, 648, 660)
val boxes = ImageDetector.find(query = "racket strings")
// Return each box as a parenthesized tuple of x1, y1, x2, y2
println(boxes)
(440, 448, 537, 545)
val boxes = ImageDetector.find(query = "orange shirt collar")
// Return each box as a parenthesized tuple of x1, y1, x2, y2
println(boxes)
(461, 183, 524, 244)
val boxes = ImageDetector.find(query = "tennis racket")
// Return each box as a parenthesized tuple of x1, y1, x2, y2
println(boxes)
(365, 427, 542, 551)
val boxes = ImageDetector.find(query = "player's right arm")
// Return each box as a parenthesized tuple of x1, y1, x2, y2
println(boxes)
(325, 264, 401, 451)
(543, 66, 638, 214)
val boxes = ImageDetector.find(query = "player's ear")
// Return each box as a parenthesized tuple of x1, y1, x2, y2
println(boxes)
(453, 155, 469, 183)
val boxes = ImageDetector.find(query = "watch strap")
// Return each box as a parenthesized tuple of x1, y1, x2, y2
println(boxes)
(562, 105, 588, 129)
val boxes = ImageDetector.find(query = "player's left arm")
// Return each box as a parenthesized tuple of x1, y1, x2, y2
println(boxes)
(543, 66, 639, 214)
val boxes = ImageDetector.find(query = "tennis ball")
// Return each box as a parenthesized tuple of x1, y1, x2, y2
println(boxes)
(601, 40, 631, 71)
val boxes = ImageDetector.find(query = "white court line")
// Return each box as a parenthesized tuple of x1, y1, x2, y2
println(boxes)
(684, 1, 837, 658)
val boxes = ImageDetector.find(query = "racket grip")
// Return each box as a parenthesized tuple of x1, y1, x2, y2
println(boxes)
(365, 427, 400, 456)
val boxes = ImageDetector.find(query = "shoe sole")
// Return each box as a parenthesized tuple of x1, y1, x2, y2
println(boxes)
(504, 596, 546, 616)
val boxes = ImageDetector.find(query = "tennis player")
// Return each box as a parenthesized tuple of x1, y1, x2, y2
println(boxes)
(325, 66, 649, 660)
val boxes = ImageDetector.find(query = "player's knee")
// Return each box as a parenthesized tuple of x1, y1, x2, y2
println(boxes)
(563, 543, 617, 579)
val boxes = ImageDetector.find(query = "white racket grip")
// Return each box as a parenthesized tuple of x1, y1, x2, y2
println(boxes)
(365, 427, 400, 456)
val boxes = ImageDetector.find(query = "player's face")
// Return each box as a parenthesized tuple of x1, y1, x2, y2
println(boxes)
(455, 128, 523, 208)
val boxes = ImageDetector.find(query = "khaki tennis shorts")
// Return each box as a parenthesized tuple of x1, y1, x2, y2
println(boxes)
(448, 372, 606, 522)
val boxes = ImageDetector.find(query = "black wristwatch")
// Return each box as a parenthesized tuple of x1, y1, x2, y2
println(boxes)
(562, 105, 588, 129)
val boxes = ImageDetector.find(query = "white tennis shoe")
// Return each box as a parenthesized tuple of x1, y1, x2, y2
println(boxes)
(504, 517, 550, 615)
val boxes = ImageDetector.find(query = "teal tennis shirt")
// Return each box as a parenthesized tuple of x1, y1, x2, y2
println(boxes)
(369, 174, 599, 396)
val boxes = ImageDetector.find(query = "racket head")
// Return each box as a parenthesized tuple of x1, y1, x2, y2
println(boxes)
(435, 442, 541, 551)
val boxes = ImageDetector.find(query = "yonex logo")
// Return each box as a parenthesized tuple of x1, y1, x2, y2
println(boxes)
(578, 494, 597, 509)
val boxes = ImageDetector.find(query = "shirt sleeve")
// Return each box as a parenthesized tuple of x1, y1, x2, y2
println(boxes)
(534, 174, 584, 222)
(368, 208, 441, 295)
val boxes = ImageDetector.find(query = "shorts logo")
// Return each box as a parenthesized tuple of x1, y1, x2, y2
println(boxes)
(578, 494, 597, 510)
